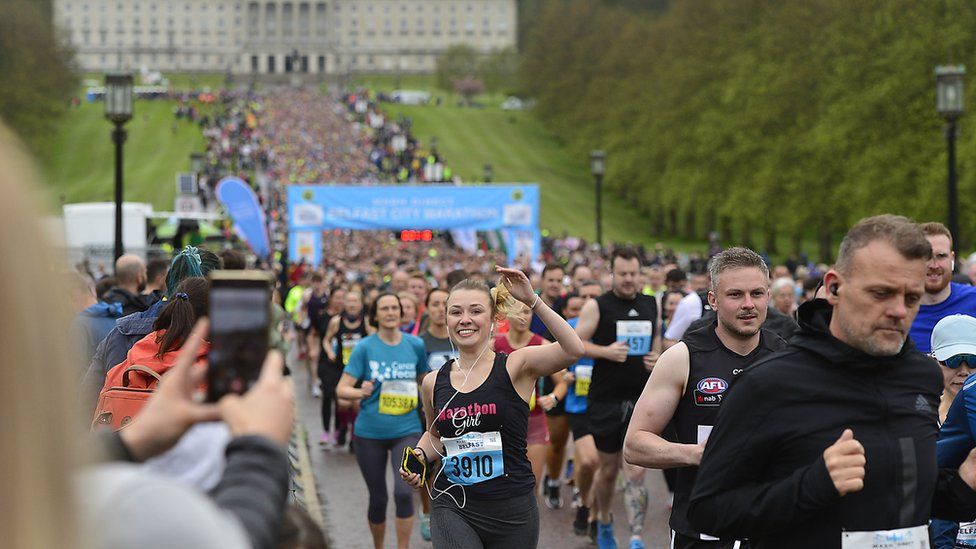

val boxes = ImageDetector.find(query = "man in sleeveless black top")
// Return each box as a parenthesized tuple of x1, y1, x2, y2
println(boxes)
(576, 247, 661, 549)
(623, 247, 785, 549)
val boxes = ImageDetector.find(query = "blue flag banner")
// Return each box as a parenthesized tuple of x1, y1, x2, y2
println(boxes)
(286, 185, 540, 264)
(216, 176, 271, 259)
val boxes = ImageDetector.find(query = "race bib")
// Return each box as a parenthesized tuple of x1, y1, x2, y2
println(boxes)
(617, 320, 652, 356)
(841, 525, 929, 549)
(378, 380, 418, 415)
(428, 352, 457, 372)
(575, 365, 593, 397)
(958, 521, 976, 547)
(697, 425, 713, 445)
(340, 334, 361, 364)
(442, 431, 505, 485)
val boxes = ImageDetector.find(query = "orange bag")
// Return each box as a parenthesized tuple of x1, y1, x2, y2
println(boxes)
(90, 329, 209, 431)
(90, 365, 161, 431)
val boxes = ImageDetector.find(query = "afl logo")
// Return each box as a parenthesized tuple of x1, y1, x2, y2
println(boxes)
(696, 377, 728, 395)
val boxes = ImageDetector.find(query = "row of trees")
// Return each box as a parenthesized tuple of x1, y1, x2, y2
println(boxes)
(519, 0, 976, 258)
(0, 0, 77, 159)
(435, 46, 519, 102)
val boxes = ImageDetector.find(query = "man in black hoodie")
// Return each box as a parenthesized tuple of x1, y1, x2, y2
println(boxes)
(688, 214, 976, 549)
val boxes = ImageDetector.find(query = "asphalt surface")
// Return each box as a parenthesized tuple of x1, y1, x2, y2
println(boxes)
(291, 363, 673, 549)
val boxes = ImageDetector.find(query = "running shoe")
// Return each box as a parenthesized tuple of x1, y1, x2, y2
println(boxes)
(544, 478, 563, 509)
(588, 520, 597, 544)
(420, 512, 431, 541)
(573, 506, 590, 536)
(596, 519, 617, 549)
(628, 536, 645, 549)
(311, 384, 322, 398)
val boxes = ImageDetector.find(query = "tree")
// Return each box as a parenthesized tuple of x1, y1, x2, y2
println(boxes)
(0, 0, 77, 158)
(435, 45, 481, 94)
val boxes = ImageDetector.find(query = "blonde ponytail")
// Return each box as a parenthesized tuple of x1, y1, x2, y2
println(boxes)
(490, 284, 522, 318)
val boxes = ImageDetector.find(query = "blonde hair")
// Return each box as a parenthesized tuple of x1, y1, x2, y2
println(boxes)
(450, 278, 521, 319)
(0, 124, 82, 546)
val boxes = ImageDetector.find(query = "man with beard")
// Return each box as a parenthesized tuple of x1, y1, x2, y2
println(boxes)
(623, 247, 786, 548)
(909, 222, 976, 354)
(686, 215, 976, 549)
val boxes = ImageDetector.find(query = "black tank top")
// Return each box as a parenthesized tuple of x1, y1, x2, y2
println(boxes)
(431, 353, 534, 500)
(335, 316, 368, 368)
(591, 290, 658, 402)
(670, 323, 786, 538)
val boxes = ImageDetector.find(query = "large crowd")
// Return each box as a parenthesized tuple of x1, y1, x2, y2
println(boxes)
(11, 83, 976, 549)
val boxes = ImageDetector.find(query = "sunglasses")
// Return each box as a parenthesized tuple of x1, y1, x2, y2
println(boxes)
(943, 354, 976, 369)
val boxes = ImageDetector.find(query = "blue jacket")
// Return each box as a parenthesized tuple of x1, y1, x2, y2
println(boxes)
(72, 302, 123, 369)
(81, 299, 167, 411)
(935, 375, 976, 548)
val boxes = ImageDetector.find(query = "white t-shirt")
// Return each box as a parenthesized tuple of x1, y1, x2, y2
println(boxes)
(664, 291, 703, 341)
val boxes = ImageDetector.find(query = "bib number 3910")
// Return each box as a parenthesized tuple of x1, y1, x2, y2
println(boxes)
(441, 431, 505, 485)
(617, 320, 652, 356)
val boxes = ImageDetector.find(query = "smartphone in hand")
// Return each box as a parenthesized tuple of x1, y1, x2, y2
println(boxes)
(207, 270, 272, 402)
(402, 446, 427, 478)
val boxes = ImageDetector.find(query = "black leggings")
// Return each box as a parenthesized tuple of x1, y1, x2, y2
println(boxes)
(354, 434, 417, 524)
(318, 360, 342, 432)
(430, 491, 539, 549)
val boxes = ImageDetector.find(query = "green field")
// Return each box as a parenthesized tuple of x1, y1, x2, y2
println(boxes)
(41, 98, 206, 211)
(351, 75, 671, 247)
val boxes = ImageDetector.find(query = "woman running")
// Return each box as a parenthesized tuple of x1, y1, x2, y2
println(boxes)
(323, 290, 372, 449)
(400, 268, 584, 548)
(337, 293, 430, 549)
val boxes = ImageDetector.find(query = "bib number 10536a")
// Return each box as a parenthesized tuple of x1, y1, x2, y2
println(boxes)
(441, 431, 505, 486)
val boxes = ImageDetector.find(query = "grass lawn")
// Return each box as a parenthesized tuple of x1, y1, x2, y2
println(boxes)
(40, 98, 206, 212)
(350, 74, 671, 247)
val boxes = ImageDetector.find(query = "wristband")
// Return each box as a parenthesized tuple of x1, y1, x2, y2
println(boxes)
(531, 295, 541, 309)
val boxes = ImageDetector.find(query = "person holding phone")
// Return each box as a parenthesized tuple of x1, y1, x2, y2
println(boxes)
(337, 293, 430, 549)
(399, 268, 584, 549)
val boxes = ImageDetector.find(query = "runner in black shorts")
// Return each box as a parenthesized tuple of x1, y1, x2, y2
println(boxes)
(575, 248, 661, 549)
(563, 280, 603, 538)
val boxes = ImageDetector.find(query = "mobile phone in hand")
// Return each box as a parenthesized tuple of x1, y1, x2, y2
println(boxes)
(207, 270, 272, 402)
(402, 446, 427, 478)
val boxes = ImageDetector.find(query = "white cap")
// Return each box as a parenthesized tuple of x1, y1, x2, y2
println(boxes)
(931, 314, 976, 361)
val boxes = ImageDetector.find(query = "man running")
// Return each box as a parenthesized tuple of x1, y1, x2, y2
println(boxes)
(623, 247, 786, 548)
(687, 215, 976, 549)
(909, 222, 976, 354)
(576, 247, 661, 549)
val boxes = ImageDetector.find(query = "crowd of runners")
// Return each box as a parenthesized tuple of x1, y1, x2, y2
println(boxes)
(9, 84, 976, 549)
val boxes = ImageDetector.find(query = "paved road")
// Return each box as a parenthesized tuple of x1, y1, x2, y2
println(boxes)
(291, 365, 673, 549)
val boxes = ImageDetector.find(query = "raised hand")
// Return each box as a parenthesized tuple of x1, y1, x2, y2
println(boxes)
(496, 266, 538, 306)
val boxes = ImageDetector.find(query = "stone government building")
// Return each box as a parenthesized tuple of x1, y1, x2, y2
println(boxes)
(53, 0, 517, 77)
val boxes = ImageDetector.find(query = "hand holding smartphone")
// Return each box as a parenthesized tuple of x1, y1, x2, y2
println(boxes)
(401, 446, 427, 481)
(207, 270, 272, 402)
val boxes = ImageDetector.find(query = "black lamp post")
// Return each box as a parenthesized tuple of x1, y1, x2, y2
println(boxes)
(937, 65, 966, 258)
(590, 150, 606, 246)
(104, 72, 134, 266)
(484, 163, 493, 183)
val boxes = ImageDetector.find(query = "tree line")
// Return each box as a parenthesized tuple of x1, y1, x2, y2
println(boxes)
(519, 0, 976, 259)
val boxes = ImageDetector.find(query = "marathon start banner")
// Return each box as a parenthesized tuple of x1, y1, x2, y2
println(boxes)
(286, 185, 541, 266)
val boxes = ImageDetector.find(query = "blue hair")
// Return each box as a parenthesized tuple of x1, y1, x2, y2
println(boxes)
(165, 246, 204, 297)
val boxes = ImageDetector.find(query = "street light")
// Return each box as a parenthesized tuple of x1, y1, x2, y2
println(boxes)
(104, 72, 134, 266)
(937, 64, 966, 259)
(590, 150, 606, 246)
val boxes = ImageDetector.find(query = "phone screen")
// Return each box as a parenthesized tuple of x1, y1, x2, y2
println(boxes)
(207, 284, 270, 401)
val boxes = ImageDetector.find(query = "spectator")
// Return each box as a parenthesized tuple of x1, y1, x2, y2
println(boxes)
(770, 277, 798, 317)
(143, 258, 170, 302)
(102, 254, 153, 316)
(69, 271, 123, 371)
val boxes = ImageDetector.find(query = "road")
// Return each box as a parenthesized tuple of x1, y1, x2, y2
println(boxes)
(291, 365, 674, 549)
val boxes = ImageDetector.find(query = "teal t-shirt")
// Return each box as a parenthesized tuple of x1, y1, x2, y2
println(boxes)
(343, 333, 430, 439)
